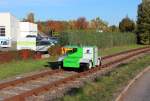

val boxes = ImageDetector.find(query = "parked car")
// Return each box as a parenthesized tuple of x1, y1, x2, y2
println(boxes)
(36, 40, 54, 53)
(0, 37, 11, 48)
(48, 37, 59, 44)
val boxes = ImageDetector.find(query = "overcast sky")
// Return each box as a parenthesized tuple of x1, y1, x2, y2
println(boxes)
(0, 0, 142, 25)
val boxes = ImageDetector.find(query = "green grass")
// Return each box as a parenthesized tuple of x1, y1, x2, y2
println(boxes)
(0, 56, 59, 80)
(100, 44, 145, 56)
(0, 59, 49, 80)
(61, 54, 150, 101)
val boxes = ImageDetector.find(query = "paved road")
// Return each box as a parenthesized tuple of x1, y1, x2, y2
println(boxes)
(122, 69, 150, 101)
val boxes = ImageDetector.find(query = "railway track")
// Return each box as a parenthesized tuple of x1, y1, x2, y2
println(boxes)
(0, 46, 149, 101)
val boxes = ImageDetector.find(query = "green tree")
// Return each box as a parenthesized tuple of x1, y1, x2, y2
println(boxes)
(137, 0, 150, 44)
(119, 16, 135, 32)
(109, 25, 119, 32)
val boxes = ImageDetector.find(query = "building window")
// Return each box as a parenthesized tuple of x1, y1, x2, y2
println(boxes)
(0, 26, 5, 36)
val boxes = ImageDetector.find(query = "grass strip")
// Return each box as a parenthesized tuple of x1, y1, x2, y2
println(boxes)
(100, 44, 145, 56)
(0, 59, 48, 80)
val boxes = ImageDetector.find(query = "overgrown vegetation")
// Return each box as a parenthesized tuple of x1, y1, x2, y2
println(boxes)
(60, 31, 137, 48)
(61, 54, 150, 101)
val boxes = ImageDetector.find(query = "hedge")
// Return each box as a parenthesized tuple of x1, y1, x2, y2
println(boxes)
(0, 50, 37, 63)
(59, 31, 137, 48)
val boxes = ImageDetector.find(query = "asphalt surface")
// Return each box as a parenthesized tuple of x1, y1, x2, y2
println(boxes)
(122, 69, 150, 101)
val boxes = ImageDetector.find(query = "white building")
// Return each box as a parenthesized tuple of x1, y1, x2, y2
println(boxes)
(19, 22, 37, 38)
(0, 12, 19, 48)
(0, 12, 38, 51)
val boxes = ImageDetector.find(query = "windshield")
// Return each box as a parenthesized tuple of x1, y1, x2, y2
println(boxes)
(26, 35, 37, 38)
(36, 41, 51, 46)
(66, 48, 77, 55)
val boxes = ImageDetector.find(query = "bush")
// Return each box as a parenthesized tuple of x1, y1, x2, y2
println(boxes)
(139, 32, 150, 44)
(18, 49, 35, 59)
(48, 45, 62, 56)
(0, 51, 17, 63)
(59, 31, 137, 48)
(0, 49, 35, 63)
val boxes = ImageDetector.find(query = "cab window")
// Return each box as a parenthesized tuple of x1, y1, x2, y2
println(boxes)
(66, 48, 77, 54)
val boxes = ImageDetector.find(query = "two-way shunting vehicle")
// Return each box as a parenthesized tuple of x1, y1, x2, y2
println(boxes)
(57, 46, 102, 71)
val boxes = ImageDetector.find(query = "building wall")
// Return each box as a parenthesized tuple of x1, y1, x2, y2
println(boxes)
(19, 22, 37, 38)
(0, 13, 11, 38)
(10, 14, 19, 41)
(17, 22, 37, 51)
(0, 13, 19, 49)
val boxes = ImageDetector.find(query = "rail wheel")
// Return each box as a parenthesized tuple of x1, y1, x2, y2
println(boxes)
(88, 61, 93, 69)
(97, 58, 102, 66)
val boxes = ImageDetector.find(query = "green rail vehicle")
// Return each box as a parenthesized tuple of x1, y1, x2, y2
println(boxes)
(57, 46, 102, 71)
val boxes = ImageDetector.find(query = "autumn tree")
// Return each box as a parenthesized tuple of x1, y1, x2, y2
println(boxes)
(137, 0, 150, 44)
(119, 16, 135, 32)
(46, 21, 65, 32)
(62, 21, 70, 30)
(37, 22, 47, 33)
(75, 17, 89, 30)
(68, 20, 76, 30)
(38, 20, 66, 36)
(90, 17, 108, 32)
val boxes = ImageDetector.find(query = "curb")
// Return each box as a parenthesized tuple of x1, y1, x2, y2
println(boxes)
(115, 66, 150, 101)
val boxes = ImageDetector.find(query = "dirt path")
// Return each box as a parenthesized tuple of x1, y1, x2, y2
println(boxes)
(121, 68, 150, 101)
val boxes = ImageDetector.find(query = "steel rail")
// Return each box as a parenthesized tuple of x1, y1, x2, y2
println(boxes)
(0, 69, 62, 90)
(102, 46, 150, 59)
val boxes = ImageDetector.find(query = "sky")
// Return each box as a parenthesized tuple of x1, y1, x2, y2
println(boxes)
(0, 0, 142, 25)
